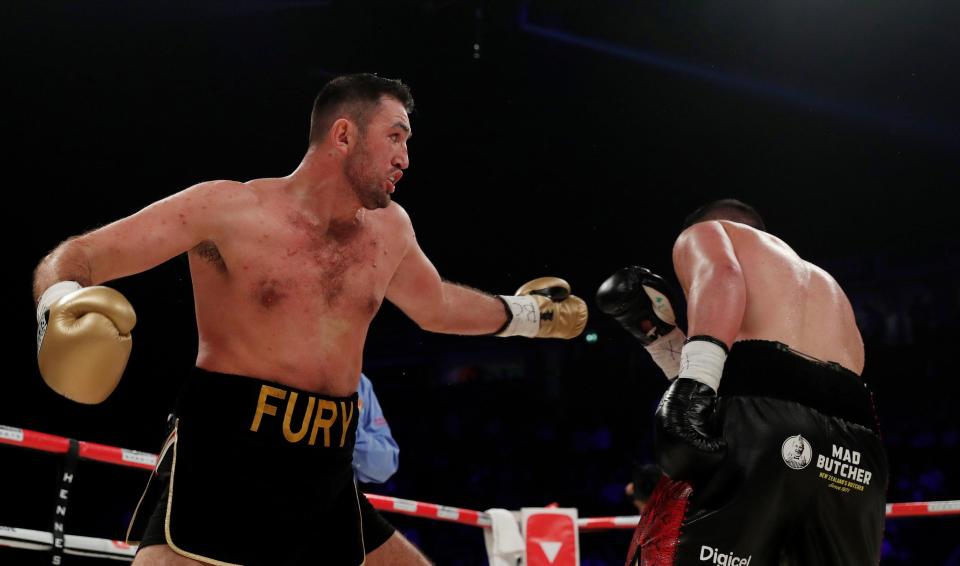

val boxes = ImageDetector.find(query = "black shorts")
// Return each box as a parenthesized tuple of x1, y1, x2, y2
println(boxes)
(127, 367, 362, 565)
(359, 492, 396, 553)
(628, 340, 888, 566)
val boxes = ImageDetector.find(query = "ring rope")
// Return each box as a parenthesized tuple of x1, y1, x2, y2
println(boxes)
(1, 422, 956, 562)
(4, 424, 956, 522)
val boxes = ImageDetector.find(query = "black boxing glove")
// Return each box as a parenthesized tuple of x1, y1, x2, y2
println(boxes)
(596, 266, 685, 378)
(654, 336, 728, 481)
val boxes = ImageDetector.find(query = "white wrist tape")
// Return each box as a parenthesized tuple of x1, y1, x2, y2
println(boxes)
(37, 281, 82, 323)
(678, 338, 728, 392)
(496, 295, 540, 337)
(643, 327, 686, 380)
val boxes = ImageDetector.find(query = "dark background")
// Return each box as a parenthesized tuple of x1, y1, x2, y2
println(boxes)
(4, 0, 959, 564)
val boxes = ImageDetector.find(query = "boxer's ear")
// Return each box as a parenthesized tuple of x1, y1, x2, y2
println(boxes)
(331, 118, 353, 154)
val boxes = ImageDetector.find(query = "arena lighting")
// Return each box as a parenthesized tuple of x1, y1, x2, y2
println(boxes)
(515, 4, 954, 144)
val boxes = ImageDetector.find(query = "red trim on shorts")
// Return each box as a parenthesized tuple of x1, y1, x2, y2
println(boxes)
(625, 476, 693, 566)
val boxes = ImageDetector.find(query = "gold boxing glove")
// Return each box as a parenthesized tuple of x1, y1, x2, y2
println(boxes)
(496, 277, 588, 339)
(36, 283, 136, 404)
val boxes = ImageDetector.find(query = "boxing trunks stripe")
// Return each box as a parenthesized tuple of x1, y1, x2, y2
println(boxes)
(628, 340, 887, 566)
(127, 367, 362, 565)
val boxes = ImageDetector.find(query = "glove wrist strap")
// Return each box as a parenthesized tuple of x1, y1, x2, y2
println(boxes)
(494, 295, 540, 337)
(678, 335, 729, 392)
(37, 281, 82, 323)
(643, 327, 686, 379)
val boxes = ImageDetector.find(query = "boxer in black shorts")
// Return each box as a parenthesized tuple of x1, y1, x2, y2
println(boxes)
(598, 199, 888, 565)
(33, 73, 587, 564)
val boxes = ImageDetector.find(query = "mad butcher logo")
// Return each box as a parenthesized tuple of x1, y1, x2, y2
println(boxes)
(782, 436, 873, 491)
(816, 444, 873, 487)
(781, 435, 812, 470)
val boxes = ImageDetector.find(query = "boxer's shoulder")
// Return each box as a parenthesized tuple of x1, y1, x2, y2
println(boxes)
(190, 178, 258, 198)
(169, 179, 262, 221)
(376, 200, 412, 225)
(366, 201, 415, 242)
(721, 222, 804, 266)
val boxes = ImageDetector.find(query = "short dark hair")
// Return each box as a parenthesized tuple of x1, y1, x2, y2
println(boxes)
(682, 198, 766, 231)
(308, 73, 414, 145)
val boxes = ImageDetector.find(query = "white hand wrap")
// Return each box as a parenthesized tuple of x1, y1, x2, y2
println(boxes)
(495, 295, 540, 337)
(37, 281, 82, 323)
(644, 327, 687, 380)
(678, 338, 728, 393)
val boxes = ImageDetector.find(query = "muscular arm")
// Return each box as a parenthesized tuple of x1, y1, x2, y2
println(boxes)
(672, 221, 746, 349)
(384, 207, 507, 335)
(33, 181, 248, 300)
(386, 236, 508, 335)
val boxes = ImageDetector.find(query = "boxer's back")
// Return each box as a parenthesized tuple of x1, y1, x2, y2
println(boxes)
(721, 221, 865, 374)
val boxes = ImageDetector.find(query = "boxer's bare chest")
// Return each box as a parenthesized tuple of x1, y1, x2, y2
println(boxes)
(191, 205, 403, 321)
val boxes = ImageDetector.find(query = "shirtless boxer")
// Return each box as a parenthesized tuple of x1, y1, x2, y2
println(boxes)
(33, 73, 587, 565)
(597, 199, 886, 565)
